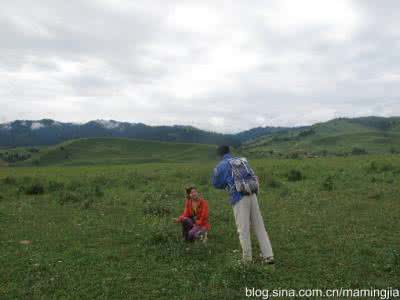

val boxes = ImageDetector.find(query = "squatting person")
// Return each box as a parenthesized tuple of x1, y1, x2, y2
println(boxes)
(173, 186, 210, 242)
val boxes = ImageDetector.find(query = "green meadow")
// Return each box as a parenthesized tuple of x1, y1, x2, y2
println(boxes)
(243, 117, 400, 157)
(10, 138, 216, 167)
(1, 147, 400, 299)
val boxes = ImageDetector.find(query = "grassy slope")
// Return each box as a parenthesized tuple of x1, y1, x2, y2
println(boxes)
(243, 118, 400, 156)
(16, 138, 216, 166)
(0, 155, 399, 299)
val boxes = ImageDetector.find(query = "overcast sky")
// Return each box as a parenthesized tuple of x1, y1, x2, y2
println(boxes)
(1, 0, 400, 133)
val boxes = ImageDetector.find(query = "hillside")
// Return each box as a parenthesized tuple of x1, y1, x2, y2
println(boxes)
(15, 138, 217, 166)
(234, 126, 296, 142)
(242, 116, 400, 157)
(2, 116, 400, 161)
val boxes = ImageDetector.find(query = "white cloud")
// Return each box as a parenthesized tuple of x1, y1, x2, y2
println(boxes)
(262, 0, 361, 41)
(31, 122, 45, 130)
(94, 119, 120, 129)
(0, 122, 12, 130)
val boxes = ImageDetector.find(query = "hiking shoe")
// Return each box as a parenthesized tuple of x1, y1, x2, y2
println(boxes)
(199, 231, 208, 243)
(262, 256, 275, 265)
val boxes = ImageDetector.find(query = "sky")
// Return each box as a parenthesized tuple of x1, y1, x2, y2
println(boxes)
(1, 0, 400, 133)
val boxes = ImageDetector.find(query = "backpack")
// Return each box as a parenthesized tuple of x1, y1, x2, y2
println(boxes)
(228, 157, 259, 195)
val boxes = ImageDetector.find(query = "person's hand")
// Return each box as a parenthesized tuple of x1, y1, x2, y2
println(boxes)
(172, 218, 180, 223)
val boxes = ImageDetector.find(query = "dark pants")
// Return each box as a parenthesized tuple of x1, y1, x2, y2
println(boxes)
(182, 217, 205, 242)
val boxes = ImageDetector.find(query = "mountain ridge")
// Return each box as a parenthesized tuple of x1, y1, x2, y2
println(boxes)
(0, 118, 291, 148)
(1, 116, 400, 149)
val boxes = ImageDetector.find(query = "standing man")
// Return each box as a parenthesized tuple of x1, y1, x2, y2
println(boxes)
(212, 145, 274, 264)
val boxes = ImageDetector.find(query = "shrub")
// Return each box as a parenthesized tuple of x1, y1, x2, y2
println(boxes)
(287, 169, 304, 182)
(352, 147, 368, 155)
(24, 183, 45, 195)
(92, 185, 104, 197)
(322, 176, 334, 191)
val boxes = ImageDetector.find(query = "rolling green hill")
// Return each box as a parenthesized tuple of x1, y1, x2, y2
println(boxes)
(242, 117, 400, 157)
(3, 116, 400, 166)
(15, 138, 217, 166)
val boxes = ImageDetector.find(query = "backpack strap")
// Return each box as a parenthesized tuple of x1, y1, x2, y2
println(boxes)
(240, 158, 251, 174)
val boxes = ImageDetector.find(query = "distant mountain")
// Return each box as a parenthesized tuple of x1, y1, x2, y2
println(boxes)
(242, 116, 400, 157)
(1, 116, 399, 152)
(0, 119, 242, 148)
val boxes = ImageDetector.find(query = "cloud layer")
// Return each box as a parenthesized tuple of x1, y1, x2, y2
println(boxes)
(1, 0, 400, 133)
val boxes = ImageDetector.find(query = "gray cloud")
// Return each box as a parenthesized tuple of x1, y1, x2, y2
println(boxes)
(1, 0, 400, 133)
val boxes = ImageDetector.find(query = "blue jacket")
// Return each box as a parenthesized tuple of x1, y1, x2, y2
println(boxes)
(211, 153, 244, 205)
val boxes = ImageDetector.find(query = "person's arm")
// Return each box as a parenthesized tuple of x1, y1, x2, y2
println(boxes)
(212, 162, 227, 189)
(177, 200, 190, 222)
(195, 201, 208, 227)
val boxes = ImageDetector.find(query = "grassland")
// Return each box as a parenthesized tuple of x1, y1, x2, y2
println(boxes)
(8, 138, 217, 166)
(1, 154, 399, 299)
(242, 118, 400, 157)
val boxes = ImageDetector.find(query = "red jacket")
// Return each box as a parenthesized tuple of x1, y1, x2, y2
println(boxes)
(178, 198, 210, 230)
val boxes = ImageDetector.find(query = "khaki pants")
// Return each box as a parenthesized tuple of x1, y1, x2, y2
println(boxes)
(233, 194, 273, 261)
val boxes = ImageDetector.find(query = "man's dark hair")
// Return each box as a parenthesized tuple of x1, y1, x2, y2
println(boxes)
(217, 145, 230, 157)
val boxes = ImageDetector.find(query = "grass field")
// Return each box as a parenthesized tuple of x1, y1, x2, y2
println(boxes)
(1, 154, 400, 299)
(9, 138, 217, 166)
(242, 118, 400, 157)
